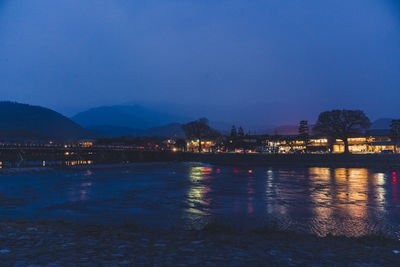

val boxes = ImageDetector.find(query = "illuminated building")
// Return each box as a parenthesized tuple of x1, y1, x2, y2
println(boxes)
(270, 136, 329, 153)
(186, 139, 216, 152)
(183, 129, 397, 154)
(78, 139, 95, 148)
(333, 130, 396, 153)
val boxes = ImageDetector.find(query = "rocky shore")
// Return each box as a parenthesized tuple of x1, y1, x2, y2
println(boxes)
(1, 220, 399, 266)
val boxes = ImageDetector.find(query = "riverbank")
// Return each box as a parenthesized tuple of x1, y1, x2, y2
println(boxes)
(180, 152, 400, 169)
(2, 151, 400, 169)
(1, 219, 399, 266)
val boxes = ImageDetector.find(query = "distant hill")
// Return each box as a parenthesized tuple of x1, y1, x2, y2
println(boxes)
(371, 118, 393, 129)
(87, 125, 142, 138)
(0, 102, 92, 140)
(140, 123, 185, 138)
(267, 125, 299, 135)
(72, 105, 188, 129)
(88, 123, 185, 138)
(265, 119, 396, 136)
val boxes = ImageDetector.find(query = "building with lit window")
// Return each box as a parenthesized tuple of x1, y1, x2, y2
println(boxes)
(78, 139, 95, 148)
(275, 137, 329, 153)
(333, 130, 396, 153)
(186, 139, 216, 152)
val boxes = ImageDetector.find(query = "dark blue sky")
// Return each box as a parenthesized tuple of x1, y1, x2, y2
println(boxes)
(0, 0, 399, 128)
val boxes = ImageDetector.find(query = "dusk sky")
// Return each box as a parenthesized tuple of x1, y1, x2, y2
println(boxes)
(1, 0, 400, 128)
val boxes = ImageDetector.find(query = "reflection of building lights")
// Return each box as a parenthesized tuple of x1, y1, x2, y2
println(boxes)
(375, 173, 385, 185)
(65, 160, 93, 166)
(203, 167, 212, 172)
(186, 166, 212, 216)
(248, 202, 254, 214)
(233, 169, 238, 173)
(248, 170, 253, 173)
(216, 168, 220, 173)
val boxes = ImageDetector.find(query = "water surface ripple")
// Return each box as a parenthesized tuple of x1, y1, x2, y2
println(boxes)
(0, 162, 399, 238)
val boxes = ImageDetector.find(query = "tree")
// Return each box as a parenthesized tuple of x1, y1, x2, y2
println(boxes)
(271, 130, 281, 153)
(298, 120, 309, 152)
(312, 110, 371, 153)
(390, 119, 400, 153)
(230, 125, 237, 138)
(181, 118, 212, 152)
(175, 138, 187, 151)
(238, 126, 244, 137)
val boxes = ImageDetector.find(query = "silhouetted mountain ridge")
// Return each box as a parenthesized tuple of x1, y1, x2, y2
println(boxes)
(87, 123, 185, 138)
(72, 105, 188, 129)
(371, 118, 393, 129)
(0, 102, 92, 139)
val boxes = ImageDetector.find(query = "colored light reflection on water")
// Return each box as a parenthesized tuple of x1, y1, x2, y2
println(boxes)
(0, 163, 399, 238)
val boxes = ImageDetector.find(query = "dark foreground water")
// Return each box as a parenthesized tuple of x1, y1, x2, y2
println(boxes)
(1, 162, 400, 238)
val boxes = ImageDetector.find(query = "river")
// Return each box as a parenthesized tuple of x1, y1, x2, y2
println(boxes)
(0, 162, 399, 238)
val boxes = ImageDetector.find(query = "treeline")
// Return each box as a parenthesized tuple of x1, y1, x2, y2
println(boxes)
(181, 109, 400, 153)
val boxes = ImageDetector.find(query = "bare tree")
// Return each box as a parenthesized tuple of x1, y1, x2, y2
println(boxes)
(313, 110, 371, 153)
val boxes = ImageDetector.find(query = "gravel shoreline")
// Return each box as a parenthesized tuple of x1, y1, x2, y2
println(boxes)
(1, 220, 399, 266)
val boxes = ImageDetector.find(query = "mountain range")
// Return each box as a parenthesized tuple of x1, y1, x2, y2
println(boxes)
(87, 123, 185, 138)
(0, 102, 92, 140)
(72, 105, 188, 129)
(267, 118, 396, 136)
(0, 101, 397, 139)
(70, 104, 191, 137)
(370, 118, 393, 129)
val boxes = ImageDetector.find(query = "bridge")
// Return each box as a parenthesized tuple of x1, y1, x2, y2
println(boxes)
(0, 145, 179, 168)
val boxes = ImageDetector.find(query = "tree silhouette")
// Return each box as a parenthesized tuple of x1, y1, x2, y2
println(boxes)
(175, 138, 187, 151)
(390, 119, 400, 153)
(313, 110, 371, 153)
(298, 120, 309, 152)
(230, 125, 237, 138)
(238, 126, 244, 137)
(271, 130, 281, 153)
(181, 118, 212, 152)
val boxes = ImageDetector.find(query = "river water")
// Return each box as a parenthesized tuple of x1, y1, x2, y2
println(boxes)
(0, 162, 399, 238)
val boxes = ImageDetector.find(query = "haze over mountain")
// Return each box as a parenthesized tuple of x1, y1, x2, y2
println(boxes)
(0, 101, 395, 140)
(2, 1, 400, 127)
(87, 123, 185, 138)
(141, 123, 185, 138)
(0, 102, 92, 140)
(265, 117, 395, 136)
(72, 105, 189, 129)
(370, 118, 393, 130)
(71, 104, 232, 137)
